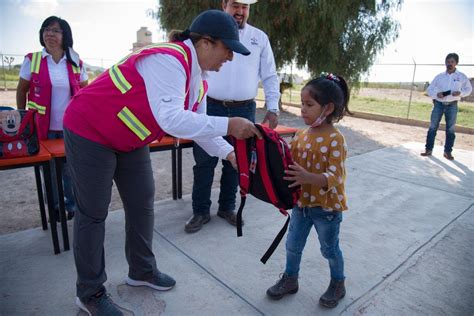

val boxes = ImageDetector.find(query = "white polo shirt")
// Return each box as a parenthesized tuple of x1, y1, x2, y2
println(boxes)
(427, 69, 472, 103)
(20, 48, 88, 131)
(136, 39, 233, 159)
(206, 23, 281, 111)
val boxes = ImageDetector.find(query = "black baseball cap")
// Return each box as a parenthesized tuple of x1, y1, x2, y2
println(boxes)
(189, 10, 251, 56)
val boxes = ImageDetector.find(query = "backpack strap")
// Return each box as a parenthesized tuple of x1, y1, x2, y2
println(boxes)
(255, 138, 285, 212)
(255, 136, 291, 263)
(260, 215, 290, 264)
(235, 138, 250, 237)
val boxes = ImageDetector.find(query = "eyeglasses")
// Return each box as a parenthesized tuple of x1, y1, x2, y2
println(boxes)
(43, 28, 63, 35)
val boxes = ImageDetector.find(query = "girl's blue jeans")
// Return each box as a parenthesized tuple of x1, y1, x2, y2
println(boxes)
(285, 206, 345, 281)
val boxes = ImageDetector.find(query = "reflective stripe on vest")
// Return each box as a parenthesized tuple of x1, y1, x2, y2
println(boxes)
(30, 51, 81, 74)
(117, 106, 151, 141)
(30, 52, 42, 74)
(188, 80, 206, 112)
(112, 43, 191, 141)
(197, 80, 205, 103)
(109, 65, 132, 94)
(191, 80, 207, 112)
(72, 64, 81, 74)
(118, 43, 189, 66)
(27, 101, 46, 114)
(110, 43, 189, 94)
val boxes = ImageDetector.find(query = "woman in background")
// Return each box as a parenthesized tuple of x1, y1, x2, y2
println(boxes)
(17, 16, 88, 220)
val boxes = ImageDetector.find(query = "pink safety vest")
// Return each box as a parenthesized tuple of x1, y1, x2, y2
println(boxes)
(26, 51, 83, 140)
(63, 42, 208, 152)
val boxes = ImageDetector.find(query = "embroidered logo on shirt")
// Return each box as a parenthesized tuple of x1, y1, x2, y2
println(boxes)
(161, 97, 171, 103)
(250, 37, 258, 45)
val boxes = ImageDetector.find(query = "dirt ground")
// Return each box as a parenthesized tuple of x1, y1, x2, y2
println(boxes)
(0, 91, 472, 235)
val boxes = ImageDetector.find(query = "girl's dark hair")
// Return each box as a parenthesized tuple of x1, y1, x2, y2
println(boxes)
(39, 16, 78, 68)
(303, 74, 352, 123)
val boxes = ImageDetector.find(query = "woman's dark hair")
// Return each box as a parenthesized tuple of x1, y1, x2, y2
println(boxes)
(445, 53, 459, 64)
(303, 74, 352, 123)
(39, 16, 78, 67)
(168, 29, 217, 45)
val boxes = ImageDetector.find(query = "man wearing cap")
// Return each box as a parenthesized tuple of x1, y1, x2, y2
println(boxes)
(63, 10, 260, 315)
(186, 0, 281, 233)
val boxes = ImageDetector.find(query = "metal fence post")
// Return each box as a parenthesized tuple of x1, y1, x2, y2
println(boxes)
(289, 64, 293, 103)
(1, 53, 6, 91)
(407, 58, 417, 119)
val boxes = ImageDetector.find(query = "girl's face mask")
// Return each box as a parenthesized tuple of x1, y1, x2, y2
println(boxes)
(311, 106, 326, 128)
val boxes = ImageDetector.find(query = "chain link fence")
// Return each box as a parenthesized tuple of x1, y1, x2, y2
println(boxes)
(2, 53, 473, 128)
(1, 53, 114, 90)
(270, 63, 474, 128)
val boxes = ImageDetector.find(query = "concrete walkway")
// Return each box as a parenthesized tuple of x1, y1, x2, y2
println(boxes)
(1, 142, 473, 315)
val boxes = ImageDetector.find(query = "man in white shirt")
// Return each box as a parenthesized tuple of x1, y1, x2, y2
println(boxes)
(421, 53, 472, 160)
(185, 0, 281, 233)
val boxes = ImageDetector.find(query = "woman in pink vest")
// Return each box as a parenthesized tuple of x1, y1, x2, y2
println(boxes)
(63, 10, 261, 315)
(17, 16, 88, 221)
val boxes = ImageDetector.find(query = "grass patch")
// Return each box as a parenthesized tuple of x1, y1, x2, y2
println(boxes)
(360, 82, 428, 90)
(0, 80, 17, 89)
(258, 88, 474, 129)
(350, 96, 474, 128)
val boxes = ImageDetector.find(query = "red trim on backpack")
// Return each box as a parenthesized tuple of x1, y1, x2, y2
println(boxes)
(235, 140, 250, 196)
(232, 124, 301, 262)
(255, 138, 288, 216)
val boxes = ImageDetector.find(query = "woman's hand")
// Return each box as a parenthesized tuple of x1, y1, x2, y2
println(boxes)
(228, 117, 262, 139)
(227, 151, 237, 170)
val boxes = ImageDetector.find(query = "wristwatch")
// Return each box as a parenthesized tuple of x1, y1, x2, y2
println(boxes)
(268, 109, 280, 116)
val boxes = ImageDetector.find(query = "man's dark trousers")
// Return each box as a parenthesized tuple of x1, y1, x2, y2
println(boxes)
(192, 99, 256, 215)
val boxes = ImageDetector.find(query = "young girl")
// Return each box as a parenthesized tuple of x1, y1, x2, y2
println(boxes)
(266, 73, 351, 308)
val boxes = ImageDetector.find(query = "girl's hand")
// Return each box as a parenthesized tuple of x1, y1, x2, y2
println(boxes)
(283, 162, 312, 188)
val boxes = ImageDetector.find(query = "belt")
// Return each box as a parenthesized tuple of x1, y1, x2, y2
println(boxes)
(439, 101, 457, 106)
(207, 96, 254, 107)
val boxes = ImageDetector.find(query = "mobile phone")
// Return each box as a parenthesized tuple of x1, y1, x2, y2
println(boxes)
(442, 90, 451, 96)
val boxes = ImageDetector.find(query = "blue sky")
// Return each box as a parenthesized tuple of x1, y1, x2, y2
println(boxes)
(1, 0, 473, 81)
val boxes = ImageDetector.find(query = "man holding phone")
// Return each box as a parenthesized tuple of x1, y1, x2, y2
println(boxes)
(421, 53, 472, 160)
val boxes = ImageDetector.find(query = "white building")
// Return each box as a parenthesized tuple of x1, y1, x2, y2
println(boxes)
(132, 27, 152, 51)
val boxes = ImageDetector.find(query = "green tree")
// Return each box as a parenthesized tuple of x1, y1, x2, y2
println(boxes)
(156, 0, 401, 84)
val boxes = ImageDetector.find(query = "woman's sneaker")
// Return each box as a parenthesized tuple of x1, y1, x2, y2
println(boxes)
(126, 272, 176, 291)
(266, 273, 299, 300)
(76, 291, 123, 316)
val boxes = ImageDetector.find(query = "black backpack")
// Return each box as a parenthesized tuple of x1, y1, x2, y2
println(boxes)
(233, 124, 300, 263)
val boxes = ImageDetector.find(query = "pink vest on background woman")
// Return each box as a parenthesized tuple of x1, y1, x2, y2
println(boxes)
(26, 52, 83, 140)
(64, 42, 207, 152)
